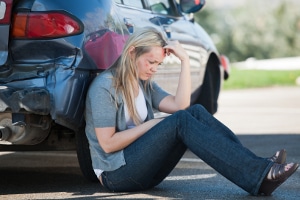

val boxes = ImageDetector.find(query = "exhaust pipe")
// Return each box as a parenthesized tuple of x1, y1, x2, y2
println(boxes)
(0, 113, 51, 145)
(0, 126, 12, 141)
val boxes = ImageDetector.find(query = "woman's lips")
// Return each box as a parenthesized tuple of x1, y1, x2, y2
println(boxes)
(146, 73, 153, 77)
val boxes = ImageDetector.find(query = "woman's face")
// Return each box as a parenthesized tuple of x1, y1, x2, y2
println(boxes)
(135, 46, 165, 80)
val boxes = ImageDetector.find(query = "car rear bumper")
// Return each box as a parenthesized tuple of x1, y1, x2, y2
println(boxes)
(0, 66, 91, 131)
(0, 86, 50, 115)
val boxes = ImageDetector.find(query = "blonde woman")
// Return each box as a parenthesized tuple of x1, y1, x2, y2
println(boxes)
(85, 27, 298, 196)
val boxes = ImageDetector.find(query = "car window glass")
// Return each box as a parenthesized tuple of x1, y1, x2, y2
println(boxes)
(148, 0, 172, 15)
(123, 0, 144, 9)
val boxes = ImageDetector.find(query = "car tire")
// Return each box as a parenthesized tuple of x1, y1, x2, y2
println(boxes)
(76, 124, 99, 182)
(191, 57, 220, 114)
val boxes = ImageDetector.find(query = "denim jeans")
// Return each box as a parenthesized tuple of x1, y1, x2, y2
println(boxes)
(101, 104, 273, 195)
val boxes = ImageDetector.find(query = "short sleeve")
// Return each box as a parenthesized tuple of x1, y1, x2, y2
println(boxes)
(150, 81, 169, 110)
(87, 74, 117, 128)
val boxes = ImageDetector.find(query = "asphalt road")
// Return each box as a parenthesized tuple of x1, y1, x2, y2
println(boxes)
(0, 86, 300, 200)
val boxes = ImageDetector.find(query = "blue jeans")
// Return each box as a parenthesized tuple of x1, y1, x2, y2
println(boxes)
(101, 104, 273, 195)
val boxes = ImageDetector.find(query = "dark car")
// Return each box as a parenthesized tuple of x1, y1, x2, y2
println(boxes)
(0, 0, 229, 181)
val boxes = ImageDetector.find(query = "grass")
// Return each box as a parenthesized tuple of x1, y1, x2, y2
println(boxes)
(222, 67, 300, 90)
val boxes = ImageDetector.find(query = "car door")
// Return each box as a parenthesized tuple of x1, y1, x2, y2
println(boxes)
(114, 0, 156, 34)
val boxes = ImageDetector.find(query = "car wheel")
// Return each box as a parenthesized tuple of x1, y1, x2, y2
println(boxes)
(76, 124, 98, 182)
(191, 56, 221, 114)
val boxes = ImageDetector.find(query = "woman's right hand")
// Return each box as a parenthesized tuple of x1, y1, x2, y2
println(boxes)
(95, 118, 164, 153)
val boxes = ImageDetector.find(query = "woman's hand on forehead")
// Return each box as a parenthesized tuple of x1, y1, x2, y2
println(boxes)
(164, 40, 189, 61)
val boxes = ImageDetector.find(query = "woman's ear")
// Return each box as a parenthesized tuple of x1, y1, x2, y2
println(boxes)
(128, 46, 135, 56)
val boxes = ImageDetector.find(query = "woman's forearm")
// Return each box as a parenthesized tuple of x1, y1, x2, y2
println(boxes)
(96, 118, 163, 153)
(174, 58, 191, 109)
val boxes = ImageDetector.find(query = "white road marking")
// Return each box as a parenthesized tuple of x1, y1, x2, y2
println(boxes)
(166, 174, 216, 181)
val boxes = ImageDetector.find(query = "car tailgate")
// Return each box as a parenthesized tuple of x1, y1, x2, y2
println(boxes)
(0, 0, 13, 65)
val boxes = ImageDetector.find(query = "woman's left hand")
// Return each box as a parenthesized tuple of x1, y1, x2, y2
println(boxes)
(159, 40, 191, 113)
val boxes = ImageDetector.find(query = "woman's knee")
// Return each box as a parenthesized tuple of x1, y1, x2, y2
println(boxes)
(192, 104, 207, 111)
(187, 104, 208, 114)
(174, 109, 190, 120)
(175, 105, 206, 119)
(172, 110, 197, 130)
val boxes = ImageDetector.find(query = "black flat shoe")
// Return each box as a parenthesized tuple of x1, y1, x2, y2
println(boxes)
(269, 149, 287, 164)
(259, 162, 299, 196)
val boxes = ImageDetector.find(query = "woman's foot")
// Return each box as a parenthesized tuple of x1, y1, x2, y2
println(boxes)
(269, 149, 287, 164)
(259, 162, 299, 196)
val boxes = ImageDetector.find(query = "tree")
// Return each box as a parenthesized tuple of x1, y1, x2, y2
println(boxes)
(194, 1, 300, 62)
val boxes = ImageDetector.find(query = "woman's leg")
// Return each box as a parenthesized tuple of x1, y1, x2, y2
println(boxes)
(102, 104, 272, 194)
(101, 123, 187, 192)
(173, 105, 273, 195)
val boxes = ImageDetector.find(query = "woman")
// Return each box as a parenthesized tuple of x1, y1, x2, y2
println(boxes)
(85, 27, 298, 196)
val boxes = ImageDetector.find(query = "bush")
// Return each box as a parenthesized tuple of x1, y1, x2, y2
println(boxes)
(194, 1, 300, 62)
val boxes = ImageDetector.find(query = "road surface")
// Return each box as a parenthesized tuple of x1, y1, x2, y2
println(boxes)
(0, 86, 299, 199)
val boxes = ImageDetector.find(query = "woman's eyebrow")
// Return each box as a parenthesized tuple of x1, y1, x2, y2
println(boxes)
(149, 59, 163, 64)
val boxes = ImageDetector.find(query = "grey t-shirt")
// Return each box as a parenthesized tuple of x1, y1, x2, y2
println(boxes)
(85, 69, 169, 171)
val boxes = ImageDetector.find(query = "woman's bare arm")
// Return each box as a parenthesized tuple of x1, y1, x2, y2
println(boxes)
(95, 118, 163, 153)
(159, 41, 191, 113)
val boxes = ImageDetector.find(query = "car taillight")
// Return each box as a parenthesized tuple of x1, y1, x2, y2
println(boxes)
(11, 12, 83, 39)
(0, 0, 13, 24)
(220, 55, 230, 80)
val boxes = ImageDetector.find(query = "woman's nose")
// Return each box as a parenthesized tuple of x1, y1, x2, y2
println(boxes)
(150, 66, 158, 72)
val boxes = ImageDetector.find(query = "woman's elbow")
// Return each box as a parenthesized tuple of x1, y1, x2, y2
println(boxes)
(103, 149, 113, 154)
(99, 142, 115, 154)
(178, 102, 190, 110)
(103, 147, 115, 154)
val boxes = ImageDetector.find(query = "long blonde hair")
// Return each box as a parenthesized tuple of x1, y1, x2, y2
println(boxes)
(112, 27, 167, 125)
